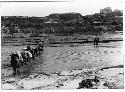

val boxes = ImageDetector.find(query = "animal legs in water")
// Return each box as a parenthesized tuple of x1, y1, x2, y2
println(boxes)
(38, 47, 43, 55)
(31, 52, 34, 60)
(36, 50, 39, 56)
(32, 54, 35, 60)
(39, 50, 41, 55)
(34, 49, 38, 57)
(26, 57, 29, 63)
(28, 57, 31, 63)
(20, 60, 24, 66)
(12, 67, 17, 76)
(35, 52, 37, 57)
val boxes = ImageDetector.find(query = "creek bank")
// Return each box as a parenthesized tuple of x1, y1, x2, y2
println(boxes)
(2, 65, 124, 89)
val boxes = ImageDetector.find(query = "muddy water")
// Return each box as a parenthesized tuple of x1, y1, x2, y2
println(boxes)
(1, 41, 123, 89)
(32, 41, 123, 74)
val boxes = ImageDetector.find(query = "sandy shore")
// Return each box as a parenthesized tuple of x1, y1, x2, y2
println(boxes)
(2, 65, 124, 89)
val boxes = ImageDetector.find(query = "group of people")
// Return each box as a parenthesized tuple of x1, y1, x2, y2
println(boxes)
(10, 41, 44, 75)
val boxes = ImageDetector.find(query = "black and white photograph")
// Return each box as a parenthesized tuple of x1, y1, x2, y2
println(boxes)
(0, 0, 124, 90)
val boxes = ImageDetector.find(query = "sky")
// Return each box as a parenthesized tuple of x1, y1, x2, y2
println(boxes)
(0, 0, 124, 17)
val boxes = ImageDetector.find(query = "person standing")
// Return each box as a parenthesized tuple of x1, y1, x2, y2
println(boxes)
(93, 35, 99, 47)
(96, 36, 99, 46)
(27, 43, 32, 51)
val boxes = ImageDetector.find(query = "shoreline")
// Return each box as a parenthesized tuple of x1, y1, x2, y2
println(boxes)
(50, 39, 123, 44)
(1, 39, 123, 46)
(2, 64, 124, 89)
(1, 33, 123, 46)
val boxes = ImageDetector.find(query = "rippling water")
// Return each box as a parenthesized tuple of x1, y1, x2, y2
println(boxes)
(33, 41, 123, 73)
(1, 41, 123, 87)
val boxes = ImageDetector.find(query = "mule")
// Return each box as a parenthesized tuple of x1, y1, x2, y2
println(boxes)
(25, 51, 32, 62)
(21, 51, 28, 64)
(29, 49, 35, 60)
(37, 45, 43, 55)
(33, 47, 39, 57)
(10, 53, 20, 75)
(21, 51, 32, 64)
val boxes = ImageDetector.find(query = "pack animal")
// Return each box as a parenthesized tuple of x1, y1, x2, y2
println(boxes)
(21, 51, 32, 64)
(10, 53, 20, 75)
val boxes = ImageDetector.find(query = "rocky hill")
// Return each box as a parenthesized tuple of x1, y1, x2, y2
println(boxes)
(1, 7, 123, 37)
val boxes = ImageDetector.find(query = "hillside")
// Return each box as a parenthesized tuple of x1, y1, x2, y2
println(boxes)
(1, 7, 123, 38)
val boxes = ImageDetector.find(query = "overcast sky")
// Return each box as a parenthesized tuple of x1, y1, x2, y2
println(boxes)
(0, 0, 124, 17)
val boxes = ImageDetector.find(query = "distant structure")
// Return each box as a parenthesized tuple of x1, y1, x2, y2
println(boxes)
(100, 7, 112, 15)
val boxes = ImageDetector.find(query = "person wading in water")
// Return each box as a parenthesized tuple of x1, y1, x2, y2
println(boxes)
(94, 35, 99, 47)
(27, 43, 32, 51)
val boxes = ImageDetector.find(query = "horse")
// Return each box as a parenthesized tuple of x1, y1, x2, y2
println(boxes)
(29, 49, 35, 60)
(25, 51, 33, 62)
(21, 51, 28, 64)
(35, 45, 43, 56)
(22, 47, 35, 60)
(10, 53, 20, 75)
(38, 45, 43, 54)
(21, 51, 32, 64)
(33, 47, 39, 57)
